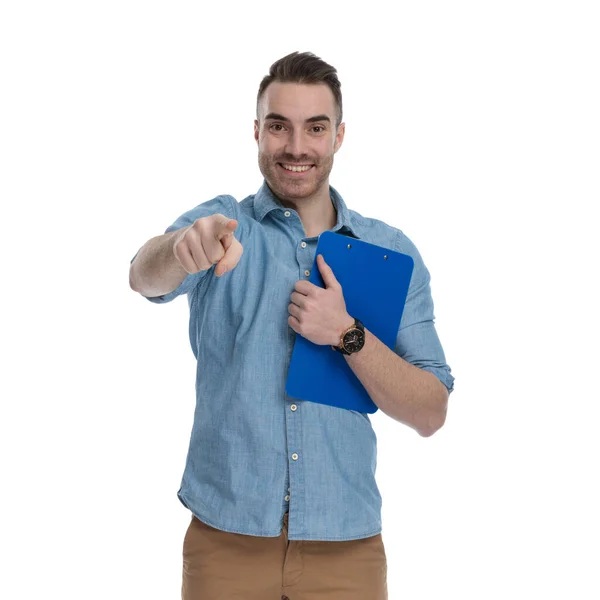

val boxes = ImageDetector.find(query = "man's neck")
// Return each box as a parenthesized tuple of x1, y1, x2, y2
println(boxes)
(275, 185, 338, 239)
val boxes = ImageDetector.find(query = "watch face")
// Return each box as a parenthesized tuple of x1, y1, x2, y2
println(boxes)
(343, 329, 365, 352)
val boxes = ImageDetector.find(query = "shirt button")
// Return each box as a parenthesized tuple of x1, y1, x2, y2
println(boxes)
(284, 495, 290, 501)
(290, 404, 297, 411)
(304, 269, 310, 276)
(288, 487, 290, 493)
(284, 211, 291, 217)
(292, 453, 299, 461)
(301, 242, 307, 248)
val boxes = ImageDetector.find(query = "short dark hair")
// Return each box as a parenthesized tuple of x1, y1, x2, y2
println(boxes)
(257, 51, 343, 127)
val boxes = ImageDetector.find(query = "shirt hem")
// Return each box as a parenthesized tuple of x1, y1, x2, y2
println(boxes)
(287, 526, 383, 541)
(178, 489, 282, 537)
(178, 489, 382, 541)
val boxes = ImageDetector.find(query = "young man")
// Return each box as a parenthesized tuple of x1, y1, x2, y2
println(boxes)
(130, 51, 454, 600)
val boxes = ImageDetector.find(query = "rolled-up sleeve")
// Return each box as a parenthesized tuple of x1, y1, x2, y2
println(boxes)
(130, 195, 239, 304)
(394, 230, 455, 394)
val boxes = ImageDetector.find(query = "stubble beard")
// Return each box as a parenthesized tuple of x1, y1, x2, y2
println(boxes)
(258, 151, 334, 202)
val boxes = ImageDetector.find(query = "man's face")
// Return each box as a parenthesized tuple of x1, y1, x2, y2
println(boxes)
(254, 82, 345, 202)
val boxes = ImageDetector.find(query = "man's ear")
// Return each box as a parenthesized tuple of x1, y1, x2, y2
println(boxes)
(254, 120, 260, 143)
(334, 122, 345, 153)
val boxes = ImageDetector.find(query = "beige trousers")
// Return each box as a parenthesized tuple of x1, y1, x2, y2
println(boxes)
(182, 512, 388, 599)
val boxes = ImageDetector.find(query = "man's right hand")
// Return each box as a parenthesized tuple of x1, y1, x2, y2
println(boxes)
(172, 214, 244, 277)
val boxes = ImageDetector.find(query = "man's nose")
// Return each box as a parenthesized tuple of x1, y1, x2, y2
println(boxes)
(285, 130, 308, 159)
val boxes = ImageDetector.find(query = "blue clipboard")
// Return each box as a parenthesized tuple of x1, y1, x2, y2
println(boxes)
(285, 231, 414, 413)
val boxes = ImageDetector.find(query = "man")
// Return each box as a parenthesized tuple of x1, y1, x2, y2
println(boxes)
(129, 51, 454, 600)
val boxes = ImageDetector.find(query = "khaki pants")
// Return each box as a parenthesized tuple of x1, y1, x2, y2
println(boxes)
(182, 512, 388, 600)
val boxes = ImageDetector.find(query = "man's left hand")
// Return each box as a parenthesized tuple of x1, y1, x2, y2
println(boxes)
(288, 254, 354, 347)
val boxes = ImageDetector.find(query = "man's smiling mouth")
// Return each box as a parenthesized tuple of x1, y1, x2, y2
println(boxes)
(279, 163, 314, 173)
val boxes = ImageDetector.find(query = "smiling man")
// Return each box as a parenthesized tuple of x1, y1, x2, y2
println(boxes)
(129, 51, 454, 600)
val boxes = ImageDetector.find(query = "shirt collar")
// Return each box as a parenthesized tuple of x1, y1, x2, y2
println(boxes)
(253, 180, 360, 239)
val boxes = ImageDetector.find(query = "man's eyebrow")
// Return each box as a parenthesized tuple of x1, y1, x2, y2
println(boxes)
(264, 113, 291, 122)
(264, 113, 331, 124)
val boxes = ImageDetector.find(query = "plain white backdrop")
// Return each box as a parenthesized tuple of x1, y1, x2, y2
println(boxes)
(1, 1, 599, 598)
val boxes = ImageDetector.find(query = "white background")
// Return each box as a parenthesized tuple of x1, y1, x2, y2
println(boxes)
(1, 1, 599, 598)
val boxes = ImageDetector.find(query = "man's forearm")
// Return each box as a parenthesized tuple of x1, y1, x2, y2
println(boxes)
(345, 326, 448, 437)
(129, 229, 189, 297)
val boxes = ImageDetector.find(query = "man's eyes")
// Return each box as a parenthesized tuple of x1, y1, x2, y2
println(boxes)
(268, 123, 326, 133)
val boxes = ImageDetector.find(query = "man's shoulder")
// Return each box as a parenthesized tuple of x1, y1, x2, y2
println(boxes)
(177, 192, 259, 228)
(183, 193, 240, 216)
(345, 206, 428, 277)
(345, 206, 403, 248)
(237, 192, 258, 212)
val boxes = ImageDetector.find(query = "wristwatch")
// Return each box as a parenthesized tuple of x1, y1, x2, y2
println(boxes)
(331, 318, 365, 355)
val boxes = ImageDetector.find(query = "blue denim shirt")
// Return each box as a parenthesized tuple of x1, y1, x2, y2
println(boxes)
(131, 181, 454, 541)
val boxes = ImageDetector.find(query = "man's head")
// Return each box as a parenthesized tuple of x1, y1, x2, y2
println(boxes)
(254, 52, 345, 203)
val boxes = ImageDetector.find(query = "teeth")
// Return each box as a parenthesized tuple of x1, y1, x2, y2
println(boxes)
(282, 164, 312, 172)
